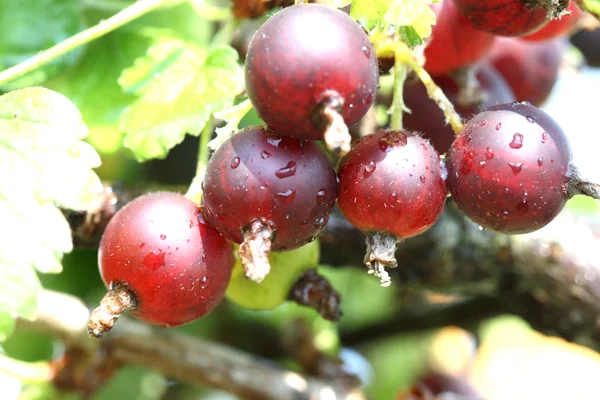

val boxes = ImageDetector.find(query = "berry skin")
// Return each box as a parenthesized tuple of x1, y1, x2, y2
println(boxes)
(245, 4, 379, 146)
(487, 37, 563, 107)
(446, 102, 573, 234)
(91, 192, 234, 336)
(423, 0, 495, 75)
(453, 0, 550, 37)
(203, 126, 337, 281)
(522, 1, 583, 41)
(403, 64, 515, 154)
(337, 131, 447, 286)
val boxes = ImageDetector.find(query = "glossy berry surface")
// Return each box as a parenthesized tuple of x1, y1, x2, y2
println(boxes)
(424, 0, 495, 75)
(447, 102, 572, 234)
(523, 1, 582, 41)
(245, 4, 379, 140)
(487, 37, 563, 107)
(453, 0, 548, 36)
(404, 64, 515, 154)
(98, 192, 234, 327)
(203, 126, 337, 250)
(337, 131, 447, 239)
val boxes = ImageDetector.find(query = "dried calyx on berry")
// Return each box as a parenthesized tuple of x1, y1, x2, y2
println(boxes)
(203, 127, 337, 282)
(337, 131, 447, 286)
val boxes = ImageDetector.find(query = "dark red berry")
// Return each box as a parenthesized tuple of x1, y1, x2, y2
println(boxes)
(522, 1, 583, 41)
(446, 102, 572, 234)
(203, 126, 337, 281)
(245, 4, 379, 147)
(453, 0, 550, 37)
(424, 0, 495, 75)
(487, 37, 563, 107)
(337, 131, 447, 286)
(403, 64, 515, 154)
(91, 192, 234, 336)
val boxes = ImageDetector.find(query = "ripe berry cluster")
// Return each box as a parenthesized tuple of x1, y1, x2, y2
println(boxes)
(89, 1, 592, 336)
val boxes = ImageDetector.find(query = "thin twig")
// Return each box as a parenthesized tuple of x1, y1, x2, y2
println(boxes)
(0, 0, 174, 86)
(17, 290, 365, 400)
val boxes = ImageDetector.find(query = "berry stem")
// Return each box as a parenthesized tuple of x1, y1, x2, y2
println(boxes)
(364, 232, 399, 287)
(186, 117, 214, 203)
(389, 55, 407, 131)
(567, 165, 600, 200)
(239, 220, 275, 283)
(288, 269, 342, 321)
(0, 0, 175, 86)
(88, 282, 138, 338)
(402, 56, 465, 135)
(318, 92, 352, 156)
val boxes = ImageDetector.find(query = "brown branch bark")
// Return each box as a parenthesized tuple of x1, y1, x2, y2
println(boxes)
(17, 290, 364, 400)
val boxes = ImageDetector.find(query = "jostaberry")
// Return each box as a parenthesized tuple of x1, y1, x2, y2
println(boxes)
(337, 131, 447, 286)
(522, 1, 583, 41)
(245, 4, 379, 154)
(88, 192, 234, 338)
(487, 37, 563, 107)
(423, 0, 495, 75)
(203, 126, 337, 282)
(446, 102, 572, 234)
(453, 0, 560, 37)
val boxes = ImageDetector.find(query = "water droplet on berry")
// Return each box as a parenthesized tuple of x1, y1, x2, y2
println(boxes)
(160, 234, 167, 240)
(67, 145, 80, 157)
(516, 200, 529, 215)
(230, 157, 240, 169)
(420, 175, 426, 183)
(266, 137, 282, 147)
(509, 133, 524, 149)
(314, 217, 326, 230)
(541, 132, 548, 142)
(201, 255, 207, 262)
(479, 161, 486, 167)
(508, 162, 523, 174)
(526, 116, 536, 123)
(485, 147, 494, 159)
(495, 123, 502, 131)
(537, 157, 543, 166)
(189, 220, 194, 228)
(364, 161, 376, 178)
(478, 121, 487, 127)
(261, 150, 271, 159)
(461, 152, 474, 174)
(361, 46, 371, 57)
(276, 188, 297, 204)
(275, 161, 297, 178)
(511, 101, 520, 106)
(143, 250, 165, 271)
(316, 189, 328, 205)
(389, 192, 398, 202)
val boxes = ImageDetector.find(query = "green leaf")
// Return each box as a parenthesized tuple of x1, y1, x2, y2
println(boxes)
(580, 0, 600, 19)
(0, 0, 85, 90)
(351, 0, 437, 42)
(399, 25, 423, 48)
(0, 309, 16, 341)
(0, 87, 102, 333)
(118, 40, 243, 161)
